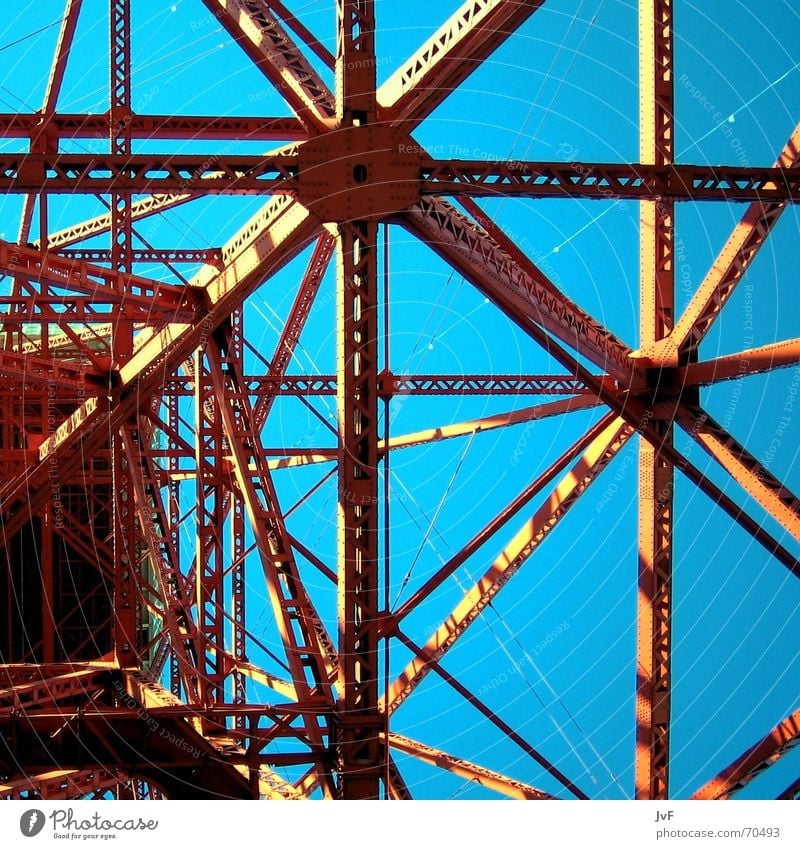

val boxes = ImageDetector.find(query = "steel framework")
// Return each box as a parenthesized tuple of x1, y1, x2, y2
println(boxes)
(0, 0, 798, 800)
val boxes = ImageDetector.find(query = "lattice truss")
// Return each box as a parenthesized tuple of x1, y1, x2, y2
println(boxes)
(0, 0, 799, 800)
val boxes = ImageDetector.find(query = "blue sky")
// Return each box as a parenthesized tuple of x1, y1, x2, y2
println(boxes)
(0, 0, 799, 799)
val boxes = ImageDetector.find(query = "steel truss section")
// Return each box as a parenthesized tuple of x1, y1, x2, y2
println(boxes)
(1, 0, 799, 803)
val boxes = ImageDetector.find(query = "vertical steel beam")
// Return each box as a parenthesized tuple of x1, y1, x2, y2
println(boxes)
(336, 0, 377, 122)
(109, 0, 137, 667)
(110, 0, 132, 287)
(335, 0, 384, 800)
(229, 308, 247, 716)
(167, 390, 183, 697)
(336, 219, 383, 799)
(194, 350, 227, 702)
(636, 0, 674, 801)
(40, 509, 55, 663)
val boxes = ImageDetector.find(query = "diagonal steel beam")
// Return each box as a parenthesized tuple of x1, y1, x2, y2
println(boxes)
(252, 232, 335, 430)
(399, 200, 800, 577)
(41, 193, 195, 250)
(654, 123, 800, 362)
(676, 405, 800, 544)
(401, 197, 640, 385)
(383, 416, 632, 714)
(16, 0, 83, 249)
(204, 0, 335, 132)
(207, 338, 337, 797)
(679, 339, 800, 386)
(692, 706, 800, 799)
(378, 0, 544, 130)
(122, 424, 204, 703)
(388, 732, 558, 800)
(386, 396, 601, 453)
(388, 412, 622, 626)
(258, 1, 334, 68)
(394, 630, 589, 799)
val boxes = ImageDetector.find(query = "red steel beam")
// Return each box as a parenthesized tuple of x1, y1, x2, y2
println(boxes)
(334, 1, 384, 800)
(400, 197, 800, 579)
(402, 197, 639, 384)
(388, 412, 624, 627)
(252, 232, 335, 430)
(207, 339, 337, 796)
(636, 0, 675, 802)
(260, 1, 335, 68)
(385, 373, 597, 395)
(335, 217, 383, 797)
(384, 417, 632, 714)
(0, 663, 115, 710)
(394, 630, 588, 799)
(161, 373, 598, 397)
(108, 0, 138, 667)
(388, 733, 557, 800)
(14, 0, 83, 251)
(55, 248, 223, 265)
(421, 160, 800, 202)
(0, 113, 306, 141)
(0, 152, 299, 194)
(378, 0, 544, 130)
(654, 123, 800, 362)
(43, 2, 84, 118)
(0, 769, 124, 801)
(192, 351, 229, 703)
(386, 395, 600, 453)
(676, 405, 800, 543)
(679, 339, 800, 386)
(2, 154, 800, 201)
(692, 706, 800, 799)
(204, 0, 335, 133)
(0, 240, 193, 315)
(42, 193, 195, 250)
(123, 425, 204, 703)
(0, 349, 104, 391)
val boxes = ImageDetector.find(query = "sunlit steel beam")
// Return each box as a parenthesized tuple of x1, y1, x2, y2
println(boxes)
(389, 733, 557, 800)
(692, 706, 800, 799)
(378, 0, 544, 129)
(383, 417, 632, 714)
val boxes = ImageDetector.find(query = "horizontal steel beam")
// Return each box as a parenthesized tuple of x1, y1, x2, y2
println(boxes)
(421, 160, 800, 201)
(680, 339, 800, 385)
(2, 154, 798, 201)
(56, 248, 223, 265)
(158, 373, 600, 396)
(0, 113, 306, 141)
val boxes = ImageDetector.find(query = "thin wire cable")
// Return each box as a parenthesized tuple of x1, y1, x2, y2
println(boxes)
(548, 37, 799, 259)
(396, 475, 620, 796)
(679, 58, 800, 157)
(392, 430, 477, 609)
(0, 18, 62, 53)
(487, 598, 627, 798)
(449, 561, 605, 793)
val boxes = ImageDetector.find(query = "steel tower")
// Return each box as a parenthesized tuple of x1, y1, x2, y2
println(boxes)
(1, 0, 799, 800)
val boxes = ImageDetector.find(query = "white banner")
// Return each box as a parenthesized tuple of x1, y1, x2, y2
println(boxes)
(0, 800, 797, 848)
